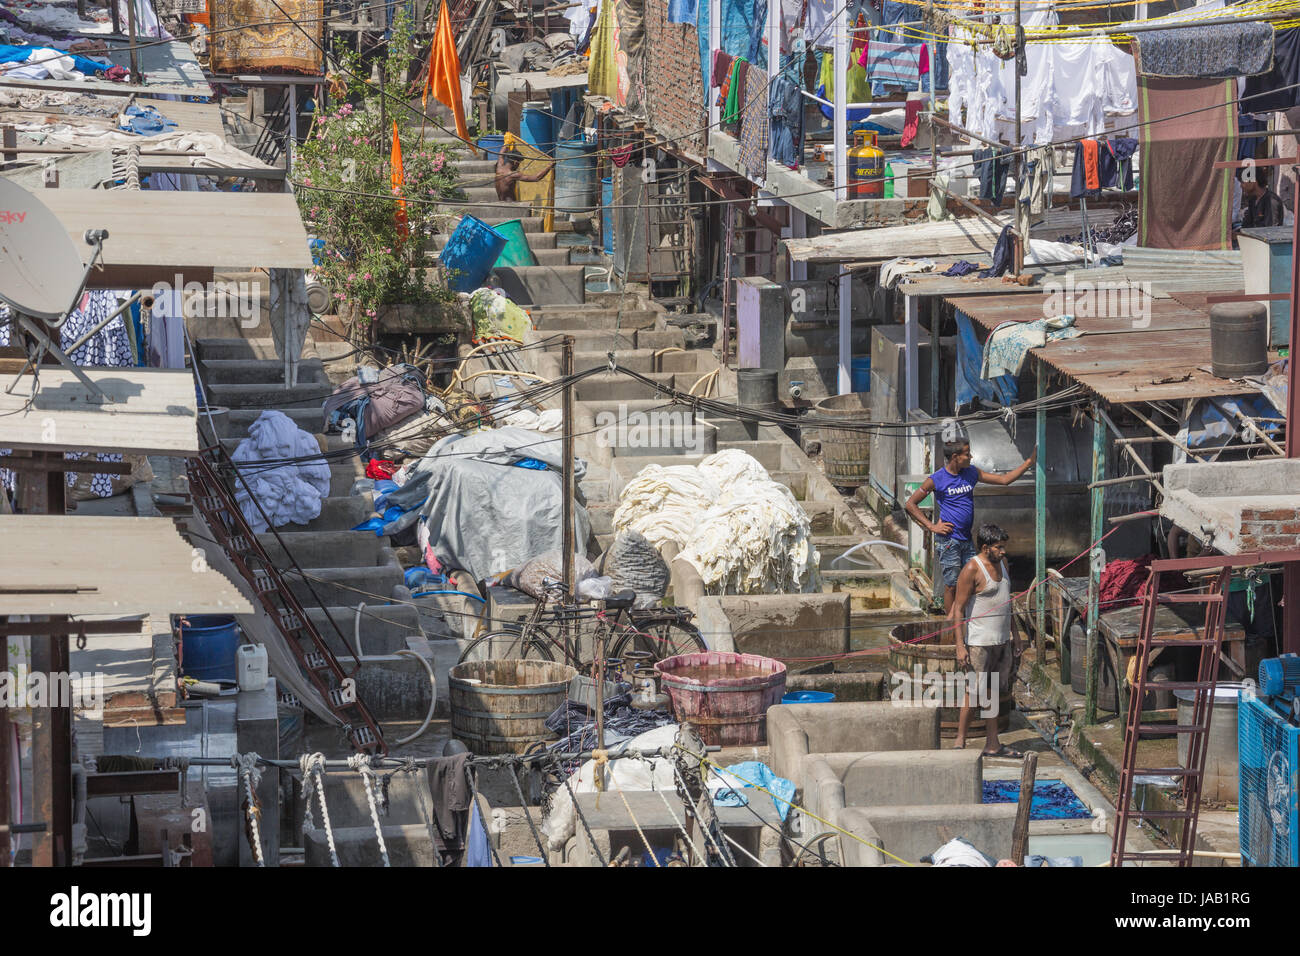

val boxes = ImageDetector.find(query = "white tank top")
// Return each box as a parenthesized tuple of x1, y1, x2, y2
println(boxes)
(964, 556, 1011, 647)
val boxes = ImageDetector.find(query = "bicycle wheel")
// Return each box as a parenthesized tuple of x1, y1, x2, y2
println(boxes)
(457, 629, 556, 665)
(613, 618, 707, 663)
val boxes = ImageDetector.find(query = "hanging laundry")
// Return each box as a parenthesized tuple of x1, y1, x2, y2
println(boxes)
(738, 65, 769, 179)
(979, 224, 1014, 278)
(973, 147, 1009, 202)
(668, 0, 698, 24)
(900, 96, 922, 147)
(712, 49, 735, 87)
(1133, 22, 1274, 79)
(768, 73, 804, 167)
(866, 41, 924, 90)
(1019, 145, 1055, 214)
(722, 57, 747, 124)
(955, 311, 1018, 408)
(1243, 26, 1300, 112)
(423, 0, 469, 140)
(816, 50, 872, 121)
(1138, 76, 1237, 250)
(981, 315, 1083, 379)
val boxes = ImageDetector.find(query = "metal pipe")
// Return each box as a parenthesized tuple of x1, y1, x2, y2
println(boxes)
(181, 746, 723, 769)
(1084, 404, 1105, 727)
(1035, 361, 1046, 664)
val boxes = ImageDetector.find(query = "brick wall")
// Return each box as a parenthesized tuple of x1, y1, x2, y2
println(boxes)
(1238, 507, 1300, 553)
(644, 0, 707, 159)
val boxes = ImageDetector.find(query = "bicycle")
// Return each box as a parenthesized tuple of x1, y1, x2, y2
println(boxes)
(456, 580, 707, 667)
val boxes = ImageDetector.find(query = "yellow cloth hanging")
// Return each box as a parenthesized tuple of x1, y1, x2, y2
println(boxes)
(587, 0, 619, 99)
(503, 132, 555, 232)
(818, 50, 870, 106)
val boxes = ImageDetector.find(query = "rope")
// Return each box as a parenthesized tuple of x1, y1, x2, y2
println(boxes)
(652, 782, 704, 867)
(608, 769, 661, 868)
(559, 764, 607, 867)
(299, 752, 339, 868)
(467, 763, 503, 868)
(670, 763, 735, 867)
(348, 753, 391, 867)
(232, 752, 265, 867)
(681, 746, 916, 867)
(722, 831, 767, 867)
(506, 762, 552, 866)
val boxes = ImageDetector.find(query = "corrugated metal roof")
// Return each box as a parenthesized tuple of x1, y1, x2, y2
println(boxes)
(948, 288, 1263, 405)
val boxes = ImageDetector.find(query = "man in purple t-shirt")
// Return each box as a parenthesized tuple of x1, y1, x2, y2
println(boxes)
(904, 437, 1036, 612)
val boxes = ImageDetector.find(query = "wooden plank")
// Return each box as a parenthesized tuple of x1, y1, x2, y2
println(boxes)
(0, 368, 199, 457)
(32, 188, 312, 278)
(0, 517, 252, 617)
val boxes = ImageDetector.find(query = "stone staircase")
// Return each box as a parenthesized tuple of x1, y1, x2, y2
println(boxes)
(190, 336, 435, 727)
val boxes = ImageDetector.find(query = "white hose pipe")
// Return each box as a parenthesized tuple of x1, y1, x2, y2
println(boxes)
(831, 540, 908, 568)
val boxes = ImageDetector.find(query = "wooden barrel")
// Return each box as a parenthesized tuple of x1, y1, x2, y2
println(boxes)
(812, 393, 871, 488)
(449, 659, 576, 755)
(657, 651, 786, 747)
(888, 620, 1013, 738)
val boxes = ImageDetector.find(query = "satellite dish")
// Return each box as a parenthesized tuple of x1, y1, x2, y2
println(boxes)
(0, 178, 89, 322)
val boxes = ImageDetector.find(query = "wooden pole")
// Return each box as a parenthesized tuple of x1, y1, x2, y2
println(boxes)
(125, 0, 141, 86)
(1084, 403, 1105, 726)
(1010, 751, 1038, 865)
(1034, 361, 1046, 664)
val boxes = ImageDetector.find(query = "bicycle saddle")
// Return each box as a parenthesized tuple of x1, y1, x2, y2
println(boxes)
(602, 589, 637, 610)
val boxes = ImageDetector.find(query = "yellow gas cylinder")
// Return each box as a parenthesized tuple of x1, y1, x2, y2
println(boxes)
(848, 130, 885, 198)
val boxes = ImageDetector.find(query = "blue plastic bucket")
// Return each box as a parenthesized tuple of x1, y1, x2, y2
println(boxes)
(520, 103, 555, 156)
(601, 177, 614, 254)
(554, 138, 597, 214)
(441, 216, 508, 293)
(851, 356, 871, 394)
(782, 690, 836, 704)
(476, 134, 505, 161)
(178, 615, 240, 683)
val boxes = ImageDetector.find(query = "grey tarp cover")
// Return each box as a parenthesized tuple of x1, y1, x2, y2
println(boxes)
(380, 426, 590, 580)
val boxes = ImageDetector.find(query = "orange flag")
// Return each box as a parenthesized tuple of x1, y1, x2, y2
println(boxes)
(391, 120, 408, 240)
(423, 0, 469, 141)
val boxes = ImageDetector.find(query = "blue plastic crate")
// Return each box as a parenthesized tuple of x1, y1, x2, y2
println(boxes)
(1239, 692, 1300, 867)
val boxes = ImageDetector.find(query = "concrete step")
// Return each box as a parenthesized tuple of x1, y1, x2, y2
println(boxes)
(204, 381, 333, 409)
(714, 439, 785, 472)
(478, 216, 546, 233)
(610, 422, 716, 459)
(197, 358, 328, 386)
(221, 406, 322, 439)
(428, 230, 558, 251)
(443, 199, 535, 220)
(294, 495, 375, 533)
(335, 651, 435, 722)
(287, 565, 403, 608)
(699, 415, 788, 443)
(256, 529, 390, 570)
(305, 824, 436, 867)
(572, 369, 677, 403)
(327, 460, 366, 497)
(309, 603, 424, 657)
(194, 337, 280, 361)
(455, 184, 502, 203)
(490, 264, 586, 307)
(527, 308, 658, 332)
(451, 159, 497, 176)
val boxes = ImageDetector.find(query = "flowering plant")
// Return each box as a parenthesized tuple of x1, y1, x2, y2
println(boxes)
(295, 11, 459, 342)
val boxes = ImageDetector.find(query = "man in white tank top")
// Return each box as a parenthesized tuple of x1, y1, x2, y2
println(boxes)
(951, 523, 1023, 757)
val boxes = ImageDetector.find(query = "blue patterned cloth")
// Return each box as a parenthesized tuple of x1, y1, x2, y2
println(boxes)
(1136, 22, 1274, 79)
(981, 315, 1084, 380)
(983, 779, 1092, 821)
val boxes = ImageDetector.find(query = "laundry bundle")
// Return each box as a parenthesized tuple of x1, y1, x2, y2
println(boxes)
(613, 449, 820, 595)
(231, 410, 331, 533)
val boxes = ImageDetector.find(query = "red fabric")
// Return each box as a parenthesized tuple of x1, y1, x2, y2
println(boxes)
(919, 43, 929, 75)
(366, 458, 398, 480)
(851, 13, 868, 67)
(1081, 139, 1101, 192)
(900, 98, 921, 148)
(610, 144, 634, 167)
(1099, 554, 1153, 611)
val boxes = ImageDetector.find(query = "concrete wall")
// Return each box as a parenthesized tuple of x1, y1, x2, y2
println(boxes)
(802, 749, 984, 822)
(767, 702, 940, 782)
(643, 0, 706, 159)
(705, 592, 850, 661)
(1162, 460, 1300, 554)
(835, 803, 1019, 865)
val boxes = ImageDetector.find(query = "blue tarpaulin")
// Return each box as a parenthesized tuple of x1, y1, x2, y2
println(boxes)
(955, 310, 1017, 408)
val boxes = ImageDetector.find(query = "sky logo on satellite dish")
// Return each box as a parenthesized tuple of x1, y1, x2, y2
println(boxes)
(151, 274, 261, 330)
(0, 210, 28, 224)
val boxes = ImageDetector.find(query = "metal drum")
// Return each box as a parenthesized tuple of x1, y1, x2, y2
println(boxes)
(1210, 302, 1269, 378)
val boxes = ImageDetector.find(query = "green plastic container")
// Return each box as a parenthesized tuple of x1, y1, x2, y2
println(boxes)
(492, 218, 538, 268)
(883, 163, 895, 199)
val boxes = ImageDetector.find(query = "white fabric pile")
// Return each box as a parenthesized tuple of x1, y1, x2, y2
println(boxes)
(612, 449, 819, 594)
(231, 410, 332, 533)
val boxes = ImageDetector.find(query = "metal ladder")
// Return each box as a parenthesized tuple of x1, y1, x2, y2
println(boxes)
(186, 453, 386, 756)
(1110, 563, 1230, 867)
(644, 165, 693, 306)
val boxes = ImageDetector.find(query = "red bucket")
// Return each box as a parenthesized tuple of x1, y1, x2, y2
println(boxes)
(656, 651, 787, 747)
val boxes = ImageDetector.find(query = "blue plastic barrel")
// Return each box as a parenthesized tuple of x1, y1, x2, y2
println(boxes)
(476, 134, 505, 161)
(440, 216, 508, 293)
(178, 615, 240, 683)
(601, 177, 614, 254)
(782, 690, 836, 704)
(554, 138, 597, 214)
(851, 356, 871, 394)
(520, 103, 555, 156)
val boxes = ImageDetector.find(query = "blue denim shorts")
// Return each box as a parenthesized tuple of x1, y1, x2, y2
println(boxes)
(936, 535, 976, 588)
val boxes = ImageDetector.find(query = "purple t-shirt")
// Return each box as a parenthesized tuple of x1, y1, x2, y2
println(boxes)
(930, 466, 979, 541)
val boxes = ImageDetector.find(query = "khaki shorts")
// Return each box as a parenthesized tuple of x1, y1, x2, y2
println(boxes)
(968, 643, 1014, 701)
